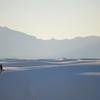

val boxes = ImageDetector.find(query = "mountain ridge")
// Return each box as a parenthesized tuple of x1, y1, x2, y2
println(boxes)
(1, 26, 100, 40)
(0, 26, 100, 59)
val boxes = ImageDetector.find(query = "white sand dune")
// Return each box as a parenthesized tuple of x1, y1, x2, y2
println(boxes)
(80, 72, 100, 76)
(0, 59, 100, 100)
(2, 59, 100, 72)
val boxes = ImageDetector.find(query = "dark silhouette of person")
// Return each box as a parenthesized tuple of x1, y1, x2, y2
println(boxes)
(0, 64, 3, 72)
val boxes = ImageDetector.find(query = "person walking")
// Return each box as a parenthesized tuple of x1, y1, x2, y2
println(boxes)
(0, 64, 3, 72)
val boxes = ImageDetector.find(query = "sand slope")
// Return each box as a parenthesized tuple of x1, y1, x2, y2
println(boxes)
(0, 59, 100, 100)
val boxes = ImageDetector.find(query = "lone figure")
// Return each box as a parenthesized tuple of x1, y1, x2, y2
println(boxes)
(0, 64, 3, 72)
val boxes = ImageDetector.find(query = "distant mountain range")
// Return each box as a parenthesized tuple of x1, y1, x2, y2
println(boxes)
(0, 26, 100, 59)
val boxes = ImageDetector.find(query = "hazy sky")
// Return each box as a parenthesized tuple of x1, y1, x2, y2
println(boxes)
(0, 0, 100, 39)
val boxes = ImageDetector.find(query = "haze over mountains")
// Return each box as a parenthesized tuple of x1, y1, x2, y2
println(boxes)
(0, 26, 100, 59)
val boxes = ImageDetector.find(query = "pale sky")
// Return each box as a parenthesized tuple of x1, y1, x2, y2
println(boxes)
(0, 0, 100, 39)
